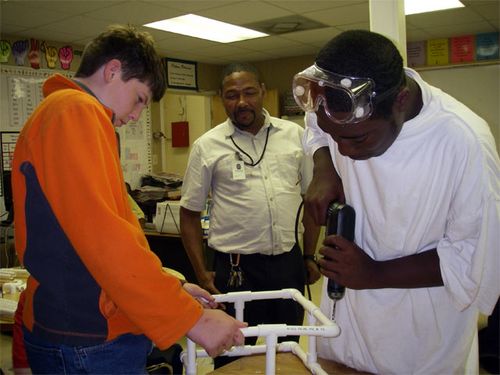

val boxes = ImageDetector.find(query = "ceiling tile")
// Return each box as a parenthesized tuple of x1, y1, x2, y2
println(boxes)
(197, 1, 292, 24)
(20, 0, 124, 15)
(82, 1, 182, 24)
(231, 35, 302, 51)
(264, 44, 320, 58)
(335, 22, 370, 32)
(270, 0, 367, 14)
(0, 0, 498, 65)
(144, 0, 245, 13)
(10, 28, 84, 45)
(281, 26, 342, 43)
(189, 44, 252, 58)
(426, 21, 497, 39)
(0, 2, 69, 29)
(470, 2, 500, 22)
(156, 35, 219, 53)
(304, 2, 369, 27)
(221, 50, 276, 62)
(36, 15, 113, 37)
(406, 7, 483, 28)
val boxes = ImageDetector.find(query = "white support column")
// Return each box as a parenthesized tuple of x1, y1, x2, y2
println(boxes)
(369, 0, 407, 65)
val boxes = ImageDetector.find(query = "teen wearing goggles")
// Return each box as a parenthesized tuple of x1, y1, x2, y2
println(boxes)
(293, 64, 403, 124)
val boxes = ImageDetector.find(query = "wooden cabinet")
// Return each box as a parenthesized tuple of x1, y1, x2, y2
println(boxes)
(211, 89, 280, 127)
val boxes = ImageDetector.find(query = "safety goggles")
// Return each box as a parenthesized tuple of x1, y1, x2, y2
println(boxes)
(293, 64, 401, 124)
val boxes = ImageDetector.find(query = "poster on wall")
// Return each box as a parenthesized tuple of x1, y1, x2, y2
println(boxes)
(476, 32, 499, 61)
(165, 58, 198, 90)
(427, 38, 449, 66)
(407, 41, 426, 67)
(450, 35, 474, 63)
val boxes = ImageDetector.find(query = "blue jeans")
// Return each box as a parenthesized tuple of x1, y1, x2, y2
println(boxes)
(23, 328, 152, 374)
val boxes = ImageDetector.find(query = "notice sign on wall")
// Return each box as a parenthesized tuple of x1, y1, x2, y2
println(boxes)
(166, 58, 198, 90)
(427, 38, 449, 66)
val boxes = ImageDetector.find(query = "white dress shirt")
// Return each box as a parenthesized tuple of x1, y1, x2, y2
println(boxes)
(181, 109, 313, 255)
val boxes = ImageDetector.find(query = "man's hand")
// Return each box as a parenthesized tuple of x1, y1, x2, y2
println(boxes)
(197, 270, 221, 295)
(318, 235, 444, 290)
(318, 235, 376, 290)
(305, 259, 321, 285)
(305, 147, 345, 225)
(187, 309, 247, 357)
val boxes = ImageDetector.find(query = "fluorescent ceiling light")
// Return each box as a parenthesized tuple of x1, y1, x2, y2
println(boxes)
(144, 14, 268, 43)
(405, 0, 464, 15)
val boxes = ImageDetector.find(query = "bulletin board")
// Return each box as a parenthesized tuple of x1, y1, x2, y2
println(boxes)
(0, 131, 19, 197)
(0, 65, 152, 190)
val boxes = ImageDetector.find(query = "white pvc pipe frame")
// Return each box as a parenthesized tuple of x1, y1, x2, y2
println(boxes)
(180, 288, 340, 375)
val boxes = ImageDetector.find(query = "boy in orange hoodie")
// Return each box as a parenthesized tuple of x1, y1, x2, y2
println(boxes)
(12, 24, 245, 373)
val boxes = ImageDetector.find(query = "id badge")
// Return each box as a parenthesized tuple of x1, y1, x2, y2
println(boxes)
(232, 160, 246, 180)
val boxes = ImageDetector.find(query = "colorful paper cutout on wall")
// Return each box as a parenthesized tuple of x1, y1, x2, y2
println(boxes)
(59, 46, 73, 70)
(41, 41, 58, 69)
(0, 40, 12, 63)
(12, 40, 29, 66)
(28, 39, 41, 69)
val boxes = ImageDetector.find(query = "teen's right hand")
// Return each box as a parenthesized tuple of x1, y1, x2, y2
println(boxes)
(187, 309, 247, 357)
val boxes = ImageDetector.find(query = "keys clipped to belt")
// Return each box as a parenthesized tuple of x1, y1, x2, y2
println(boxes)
(228, 253, 244, 288)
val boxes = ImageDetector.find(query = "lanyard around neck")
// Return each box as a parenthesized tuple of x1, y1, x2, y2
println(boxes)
(229, 126, 271, 167)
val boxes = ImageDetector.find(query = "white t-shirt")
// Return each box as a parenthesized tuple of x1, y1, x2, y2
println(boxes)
(303, 68, 500, 374)
(181, 109, 313, 255)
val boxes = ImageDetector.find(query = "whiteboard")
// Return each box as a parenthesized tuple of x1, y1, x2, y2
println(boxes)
(0, 65, 152, 190)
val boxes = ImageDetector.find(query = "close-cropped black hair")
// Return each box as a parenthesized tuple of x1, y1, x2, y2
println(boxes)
(316, 30, 405, 117)
(220, 62, 262, 89)
(75, 24, 166, 102)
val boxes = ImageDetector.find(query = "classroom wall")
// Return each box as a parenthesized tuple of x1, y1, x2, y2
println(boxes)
(419, 64, 500, 151)
(156, 58, 499, 176)
(159, 92, 211, 176)
(254, 55, 316, 96)
(2, 34, 498, 177)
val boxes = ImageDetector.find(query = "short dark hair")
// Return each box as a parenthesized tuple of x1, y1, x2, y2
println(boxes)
(220, 62, 262, 88)
(316, 30, 405, 117)
(75, 25, 166, 102)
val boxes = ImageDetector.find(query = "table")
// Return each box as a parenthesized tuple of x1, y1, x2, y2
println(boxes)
(0, 291, 19, 325)
(0, 269, 27, 327)
(209, 352, 371, 374)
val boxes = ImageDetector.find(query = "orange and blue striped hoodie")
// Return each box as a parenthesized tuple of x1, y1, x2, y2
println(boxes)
(12, 74, 202, 349)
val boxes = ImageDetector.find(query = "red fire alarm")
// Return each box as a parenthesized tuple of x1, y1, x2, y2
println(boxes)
(171, 121, 189, 147)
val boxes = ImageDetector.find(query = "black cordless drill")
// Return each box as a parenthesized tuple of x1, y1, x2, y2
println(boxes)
(325, 202, 356, 300)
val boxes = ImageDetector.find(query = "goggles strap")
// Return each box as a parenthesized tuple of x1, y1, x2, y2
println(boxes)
(373, 72, 406, 104)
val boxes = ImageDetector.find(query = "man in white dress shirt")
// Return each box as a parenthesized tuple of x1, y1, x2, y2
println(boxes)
(180, 62, 321, 367)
